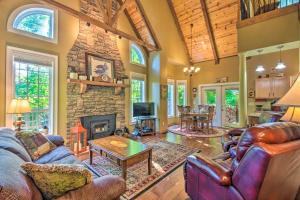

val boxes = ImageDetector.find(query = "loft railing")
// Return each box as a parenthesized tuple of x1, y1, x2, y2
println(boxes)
(240, 0, 299, 20)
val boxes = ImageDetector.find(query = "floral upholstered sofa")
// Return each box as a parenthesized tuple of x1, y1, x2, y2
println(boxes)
(0, 127, 125, 200)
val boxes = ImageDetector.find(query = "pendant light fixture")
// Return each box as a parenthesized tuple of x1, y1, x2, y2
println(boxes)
(275, 45, 286, 70)
(183, 23, 200, 75)
(256, 49, 265, 72)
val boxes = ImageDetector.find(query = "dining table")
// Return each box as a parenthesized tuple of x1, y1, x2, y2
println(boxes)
(185, 112, 209, 131)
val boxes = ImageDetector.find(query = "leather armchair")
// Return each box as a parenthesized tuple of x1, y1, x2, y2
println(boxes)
(222, 112, 283, 154)
(184, 122, 300, 200)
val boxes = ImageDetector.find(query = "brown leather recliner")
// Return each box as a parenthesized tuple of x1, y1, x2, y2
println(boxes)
(222, 112, 283, 154)
(184, 122, 300, 200)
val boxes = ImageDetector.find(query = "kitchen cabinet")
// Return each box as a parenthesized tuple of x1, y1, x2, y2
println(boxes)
(255, 77, 289, 99)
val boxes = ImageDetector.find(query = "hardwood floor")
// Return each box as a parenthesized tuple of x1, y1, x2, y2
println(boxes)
(79, 132, 224, 200)
(135, 132, 223, 200)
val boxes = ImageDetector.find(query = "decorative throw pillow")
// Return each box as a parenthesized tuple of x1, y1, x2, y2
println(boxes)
(16, 131, 56, 161)
(21, 162, 92, 199)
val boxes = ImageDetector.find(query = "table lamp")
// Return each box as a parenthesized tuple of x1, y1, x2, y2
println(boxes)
(7, 99, 31, 131)
(276, 75, 300, 123)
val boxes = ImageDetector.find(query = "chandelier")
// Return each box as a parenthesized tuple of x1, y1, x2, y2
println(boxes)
(183, 23, 200, 75)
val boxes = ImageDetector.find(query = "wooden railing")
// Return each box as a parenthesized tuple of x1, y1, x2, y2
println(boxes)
(240, 0, 299, 20)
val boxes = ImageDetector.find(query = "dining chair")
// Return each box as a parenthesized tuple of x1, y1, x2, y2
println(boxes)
(197, 105, 209, 129)
(199, 106, 215, 131)
(177, 105, 192, 130)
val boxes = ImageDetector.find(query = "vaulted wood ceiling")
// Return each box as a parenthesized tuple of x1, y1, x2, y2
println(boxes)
(168, 0, 238, 64)
(117, 0, 161, 51)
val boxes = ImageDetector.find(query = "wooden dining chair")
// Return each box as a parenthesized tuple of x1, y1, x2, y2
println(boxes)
(197, 105, 209, 129)
(198, 106, 215, 130)
(177, 105, 192, 130)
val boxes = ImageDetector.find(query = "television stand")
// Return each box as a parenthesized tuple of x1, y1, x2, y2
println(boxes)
(132, 116, 156, 136)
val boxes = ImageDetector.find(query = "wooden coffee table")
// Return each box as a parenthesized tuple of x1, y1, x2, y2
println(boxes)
(89, 136, 152, 180)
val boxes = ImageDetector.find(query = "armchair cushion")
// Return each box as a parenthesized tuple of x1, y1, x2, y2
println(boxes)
(186, 155, 232, 186)
(56, 175, 126, 200)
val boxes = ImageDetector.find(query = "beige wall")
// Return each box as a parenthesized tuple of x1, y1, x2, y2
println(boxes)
(140, 0, 190, 131)
(238, 12, 299, 53)
(116, 13, 148, 128)
(247, 48, 299, 113)
(0, 0, 80, 138)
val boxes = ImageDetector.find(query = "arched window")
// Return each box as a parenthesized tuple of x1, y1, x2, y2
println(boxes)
(7, 4, 58, 43)
(130, 43, 146, 66)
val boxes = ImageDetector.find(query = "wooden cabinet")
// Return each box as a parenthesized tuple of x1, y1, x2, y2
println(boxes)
(255, 77, 289, 99)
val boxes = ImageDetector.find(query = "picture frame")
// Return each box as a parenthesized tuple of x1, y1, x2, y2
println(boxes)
(85, 53, 114, 82)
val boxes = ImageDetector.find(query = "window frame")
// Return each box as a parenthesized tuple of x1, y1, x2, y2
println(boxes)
(129, 42, 146, 67)
(130, 72, 147, 123)
(6, 46, 58, 134)
(167, 79, 175, 118)
(176, 80, 188, 116)
(7, 4, 58, 44)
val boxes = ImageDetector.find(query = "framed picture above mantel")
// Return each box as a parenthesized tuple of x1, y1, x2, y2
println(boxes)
(85, 53, 115, 82)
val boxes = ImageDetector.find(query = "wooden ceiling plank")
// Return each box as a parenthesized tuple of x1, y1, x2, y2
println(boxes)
(37, 0, 157, 51)
(135, 0, 162, 50)
(199, 0, 219, 64)
(107, 0, 113, 25)
(116, 0, 150, 55)
(167, 0, 192, 64)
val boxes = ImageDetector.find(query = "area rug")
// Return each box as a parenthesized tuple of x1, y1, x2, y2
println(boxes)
(168, 125, 228, 138)
(83, 138, 198, 200)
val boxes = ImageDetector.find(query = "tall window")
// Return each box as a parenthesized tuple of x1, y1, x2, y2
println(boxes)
(176, 80, 187, 114)
(130, 43, 145, 66)
(167, 79, 175, 117)
(7, 5, 58, 43)
(130, 73, 146, 121)
(6, 47, 58, 134)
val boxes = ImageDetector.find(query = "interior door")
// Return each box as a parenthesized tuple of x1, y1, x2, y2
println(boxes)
(221, 85, 240, 127)
(201, 86, 222, 127)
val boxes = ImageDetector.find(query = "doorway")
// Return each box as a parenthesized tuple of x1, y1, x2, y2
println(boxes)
(199, 83, 239, 127)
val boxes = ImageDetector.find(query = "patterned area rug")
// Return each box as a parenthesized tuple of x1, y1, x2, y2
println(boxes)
(83, 138, 198, 200)
(168, 125, 228, 138)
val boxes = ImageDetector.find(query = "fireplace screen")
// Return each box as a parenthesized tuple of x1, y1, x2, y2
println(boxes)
(80, 114, 116, 140)
(92, 121, 109, 134)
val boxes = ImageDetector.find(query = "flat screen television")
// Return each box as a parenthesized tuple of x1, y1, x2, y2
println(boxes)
(133, 102, 155, 117)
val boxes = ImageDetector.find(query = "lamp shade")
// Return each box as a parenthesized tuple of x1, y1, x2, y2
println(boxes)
(280, 107, 300, 123)
(7, 99, 31, 114)
(276, 75, 300, 106)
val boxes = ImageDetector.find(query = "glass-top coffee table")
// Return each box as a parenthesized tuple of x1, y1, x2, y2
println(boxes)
(89, 136, 152, 180)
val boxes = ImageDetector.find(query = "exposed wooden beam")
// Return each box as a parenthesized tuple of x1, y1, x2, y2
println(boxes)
(116, 0, 149, 55)
(37, 0, 158, 51)
(106, 0, 112, 25)
(135, 0, 161, 50)
(167, 0, 191, 64)
(111, 0, 132, 25)
(199, 0, 219, 64)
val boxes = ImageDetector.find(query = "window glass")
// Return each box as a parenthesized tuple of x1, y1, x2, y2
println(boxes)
(130, 44, 145, 65)
(14, 59, 52, 131)
(167, 80, 175, 117)
(131, 78, 145, 121)
(177, 84, 186, 106)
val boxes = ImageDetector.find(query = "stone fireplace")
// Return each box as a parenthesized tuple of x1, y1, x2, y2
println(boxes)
(80, 114, 116, 140)
(66, 0, 125, 146)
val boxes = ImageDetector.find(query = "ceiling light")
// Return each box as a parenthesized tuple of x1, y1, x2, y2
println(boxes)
(195, 67, 200, 72)
(275, 45, 287, 70)
(256, 65, 265, 72)
(275, 62, 286, 70)
(183, 67, 188, 72)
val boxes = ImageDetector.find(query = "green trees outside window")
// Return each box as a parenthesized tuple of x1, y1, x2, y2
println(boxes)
(13, 8, 54, 39)
(177, 85, 186, 106)
(14, 61, 51, 130)
(130, 44, 145, 65)
(205, 90, 216, 105)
